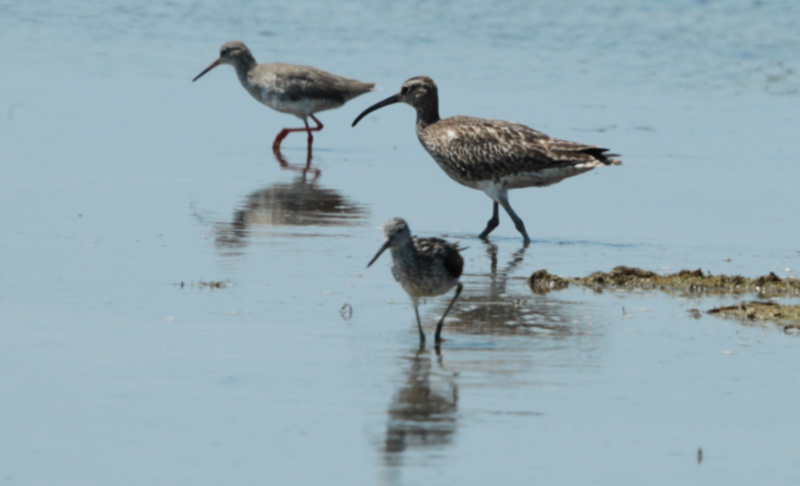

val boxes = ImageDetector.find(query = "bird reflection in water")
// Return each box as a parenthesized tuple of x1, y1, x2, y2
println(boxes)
(271, 146, 321, 180)
(382, 346, 457, 475)
(214, 148, 368, 253)
(434, 241, 583, 337)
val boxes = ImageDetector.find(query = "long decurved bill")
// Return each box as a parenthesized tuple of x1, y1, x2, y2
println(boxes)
(192, 58, 221, 82)
(352, 94, 402, 127)
(367, 240, 391, 268)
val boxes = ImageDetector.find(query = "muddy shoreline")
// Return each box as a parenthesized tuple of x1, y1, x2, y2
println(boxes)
(528, 266, 800, 325)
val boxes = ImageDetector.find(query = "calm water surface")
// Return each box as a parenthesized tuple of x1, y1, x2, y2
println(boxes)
(2, 1, 799, 484)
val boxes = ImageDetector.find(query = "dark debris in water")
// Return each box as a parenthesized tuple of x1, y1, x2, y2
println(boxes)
(340, 303, 353, 320)
(178, 280, 230, 290)
(528, 266, 800, 298)
(707, 301, 800, 329)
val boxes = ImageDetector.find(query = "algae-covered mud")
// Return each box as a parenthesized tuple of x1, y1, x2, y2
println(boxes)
(707, 301, 800, 329)
(528, 266, 800, 325)
(528, 266, 800, 297)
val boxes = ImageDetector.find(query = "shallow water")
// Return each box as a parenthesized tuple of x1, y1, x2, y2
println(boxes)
(2, 1, 800, 484)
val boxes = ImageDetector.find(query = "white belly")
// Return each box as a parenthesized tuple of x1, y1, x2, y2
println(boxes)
(259, 92, 331, 117)
(256, 84, 340, 118)
(498, 165, 598, 189)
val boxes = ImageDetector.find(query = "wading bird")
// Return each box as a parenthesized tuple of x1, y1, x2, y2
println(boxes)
(194, 41, 375, 150)
(368, 218, 463, 346)
(353, 76, 621, 242)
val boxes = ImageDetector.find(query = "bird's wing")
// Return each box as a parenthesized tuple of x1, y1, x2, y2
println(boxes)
(442, 244, 464, 279)
(268, 64, 373, 102)
(414, 237, 464, 279)
(428, 117, 620, 181)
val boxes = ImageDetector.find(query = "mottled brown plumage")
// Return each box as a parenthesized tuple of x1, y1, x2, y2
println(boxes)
(194, 41, 375, 150)
(353, 76, 621, 242)
(421, 116, 620, 185)
(367, 218, 463, 345)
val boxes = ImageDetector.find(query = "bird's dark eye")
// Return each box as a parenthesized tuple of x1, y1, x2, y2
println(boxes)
(400, 86, 410, 95)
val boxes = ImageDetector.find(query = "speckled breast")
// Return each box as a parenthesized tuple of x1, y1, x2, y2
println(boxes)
(391, 259, 457, 298)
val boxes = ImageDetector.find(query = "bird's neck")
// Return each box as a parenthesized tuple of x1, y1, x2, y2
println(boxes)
(232, 54, 258, 85)
(415, 97, 441, 131)
(390, 238, 417, 260)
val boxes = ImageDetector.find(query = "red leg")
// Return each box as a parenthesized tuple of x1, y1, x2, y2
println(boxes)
(305, 115, 324, 150)
(272, 145, 290, 169)
(272, 127, 309, 150)
(271, 115, 324, 151)
(309, 114, 324, 131)
(303, 118, 313, 149)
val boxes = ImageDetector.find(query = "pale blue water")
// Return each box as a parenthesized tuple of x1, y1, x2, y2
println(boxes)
(2, 1, 800, 485)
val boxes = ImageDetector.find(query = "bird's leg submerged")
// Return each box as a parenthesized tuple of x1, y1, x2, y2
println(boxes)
(271, 145, 321, 180)
(478, 202, 500, 239)
(413, 302, 426, 345)
(434, 283, 463, 345)
(271, 115, 324, 151)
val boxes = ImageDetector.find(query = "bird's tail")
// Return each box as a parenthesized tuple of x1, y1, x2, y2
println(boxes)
(582, 147, 622, 166)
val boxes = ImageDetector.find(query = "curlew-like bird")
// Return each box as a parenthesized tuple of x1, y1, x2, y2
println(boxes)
(194, 41, 375, 150)
(353, 76, 621, 242)
(368, 218, 464, 345)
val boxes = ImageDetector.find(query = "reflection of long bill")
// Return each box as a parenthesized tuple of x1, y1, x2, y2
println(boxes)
(367, 240, 392, 268)
(352, 94, 402, 127)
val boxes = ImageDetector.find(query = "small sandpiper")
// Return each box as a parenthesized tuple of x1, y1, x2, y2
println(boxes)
(353, 76, 621, 243)
(194, 41, 375, 150)
(368, 218, 464, 345)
